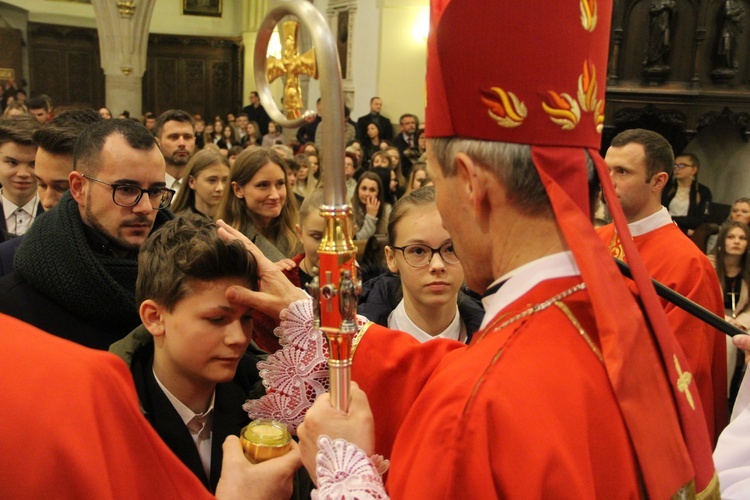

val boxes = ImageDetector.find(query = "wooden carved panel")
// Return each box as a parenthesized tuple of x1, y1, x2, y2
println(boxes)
(143, 35, 242, 121)
(0, 28, 23, 87)
(27, 23, 104, 107)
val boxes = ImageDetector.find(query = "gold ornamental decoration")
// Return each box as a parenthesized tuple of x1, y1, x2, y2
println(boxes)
(267, 21, 318, 120)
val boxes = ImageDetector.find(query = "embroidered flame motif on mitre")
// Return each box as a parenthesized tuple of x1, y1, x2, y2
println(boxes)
(594, 99, 605, 134)
(480, 87, 527, 128)
(577, 60, 598, 112)
(542, 91, 581, 131)
(580, 0, 598, 32)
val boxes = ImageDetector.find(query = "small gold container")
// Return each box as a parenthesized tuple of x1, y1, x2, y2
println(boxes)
(240, 419, 292, 463)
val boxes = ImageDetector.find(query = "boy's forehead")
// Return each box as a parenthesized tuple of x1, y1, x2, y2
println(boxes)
(0, 140, 36, 156)
(182, 277, 255, 303)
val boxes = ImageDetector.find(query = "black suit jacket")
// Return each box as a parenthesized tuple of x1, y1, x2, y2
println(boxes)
(0, 200, 44, 235)
(130, 342, 263, 493)
(392, 133, 420, 178)
(0, 234, 24, 276)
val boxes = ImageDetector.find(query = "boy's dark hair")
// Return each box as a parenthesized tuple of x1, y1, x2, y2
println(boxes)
(0, 115, 40, 147)
(136, 214, 258, 311)
(27, 96, 50, 112)
(154, 109, 194, 138)
(73, 118, 157, 175)
(33, 108, 102, 155)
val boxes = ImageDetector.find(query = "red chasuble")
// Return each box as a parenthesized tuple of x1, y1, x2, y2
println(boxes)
(598, 222, 728, 444)
(0, 313, 213, 499)
(352, 277, 641, 498)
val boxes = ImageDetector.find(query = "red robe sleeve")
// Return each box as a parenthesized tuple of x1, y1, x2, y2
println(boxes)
(0, 313, 213, 499)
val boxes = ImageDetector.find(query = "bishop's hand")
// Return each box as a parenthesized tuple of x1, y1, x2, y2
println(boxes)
(217, 219, 307, 319)
(297, 382, 375, 484)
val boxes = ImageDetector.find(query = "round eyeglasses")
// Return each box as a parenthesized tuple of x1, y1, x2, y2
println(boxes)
(391, 242, 460, 268)
(82, 174, 175, 210)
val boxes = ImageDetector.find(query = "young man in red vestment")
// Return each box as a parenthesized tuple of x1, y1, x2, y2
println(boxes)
(597, 128, 727, 444)
(225, 0, 720, 497)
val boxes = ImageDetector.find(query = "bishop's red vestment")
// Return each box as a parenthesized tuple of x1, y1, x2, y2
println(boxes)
(352, 275, 642, 498)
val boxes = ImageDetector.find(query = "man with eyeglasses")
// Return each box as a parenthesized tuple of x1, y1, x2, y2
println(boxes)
(662, 152, 713, 234)
(597, 128, 726, 445)
(392, 113, 420, 178)
(0, 119, 174, 349)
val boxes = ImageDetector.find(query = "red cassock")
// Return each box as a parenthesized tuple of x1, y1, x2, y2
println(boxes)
(598, 222, 728, 444)
(0, 313, 212, 499)
(352, 277, 641, 498)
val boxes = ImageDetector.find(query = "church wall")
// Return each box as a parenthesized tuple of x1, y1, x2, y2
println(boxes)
(0, 0, 242, 35)
(298, 0, 382, 123)
(684, 120, 750, 206)
(348, 0, 380, 121)
(150, 1, 242, 37)
(0, 0, 95, 28)
(1, 0, 426, 132)
(0, 3, 30, 91)
(376, 0, 426, 125)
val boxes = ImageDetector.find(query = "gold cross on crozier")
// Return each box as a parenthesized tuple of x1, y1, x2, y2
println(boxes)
(267, 21, 318, 119)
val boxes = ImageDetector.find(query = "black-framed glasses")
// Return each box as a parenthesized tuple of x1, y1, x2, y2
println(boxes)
(391, 242, 459, 268)
(82, 174, 175, 210)
(674, 163, 695, 169)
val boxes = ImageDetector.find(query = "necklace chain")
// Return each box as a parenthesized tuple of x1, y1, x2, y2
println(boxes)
(477, 282, 587, 342)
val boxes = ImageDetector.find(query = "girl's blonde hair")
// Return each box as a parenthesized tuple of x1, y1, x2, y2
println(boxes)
(171, 149, 229, 214)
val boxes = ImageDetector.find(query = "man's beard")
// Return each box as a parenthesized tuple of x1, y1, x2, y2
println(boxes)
(85, 192, 150, 253)
(169, 151, 190, 167)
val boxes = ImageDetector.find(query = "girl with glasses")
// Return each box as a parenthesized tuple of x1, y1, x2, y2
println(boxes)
(358, 186, 484, 343)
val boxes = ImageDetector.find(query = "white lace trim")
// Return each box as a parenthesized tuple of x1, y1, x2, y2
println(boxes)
(244, 298, 370, 435)
(243, 299, 330, 433)
(312, 436, 389, 500)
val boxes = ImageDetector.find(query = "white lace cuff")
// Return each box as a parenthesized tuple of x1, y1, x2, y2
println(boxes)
(243, 298, 329, 433)
(244, 298, 370, 434)
(312, 436, 389, 500)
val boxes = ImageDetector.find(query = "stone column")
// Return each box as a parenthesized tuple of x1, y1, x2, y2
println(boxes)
(242, 0, 269, 106)
(91, 0, 156, 117)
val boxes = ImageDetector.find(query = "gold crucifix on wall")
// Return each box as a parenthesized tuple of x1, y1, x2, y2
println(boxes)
(267, 21, 318, 119)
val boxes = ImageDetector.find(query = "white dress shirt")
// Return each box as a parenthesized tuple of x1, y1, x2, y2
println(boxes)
(1, 190, 40, 235)
(480, 251, 580, 330)
(154, 369, 215, 480)
(388, 299, 466, 343)
(165, 173, 183, 201)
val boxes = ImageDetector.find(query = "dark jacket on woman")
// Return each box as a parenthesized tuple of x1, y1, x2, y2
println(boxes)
(661, 180, 712, 232)
(357, 271, 485, 343)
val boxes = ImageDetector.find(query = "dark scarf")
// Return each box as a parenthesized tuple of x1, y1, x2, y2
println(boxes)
(13, 191, 173, 327)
